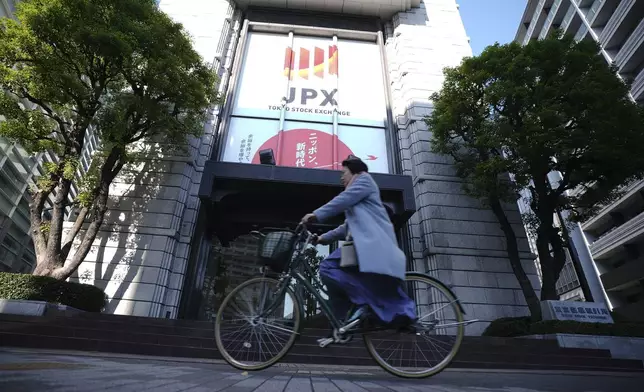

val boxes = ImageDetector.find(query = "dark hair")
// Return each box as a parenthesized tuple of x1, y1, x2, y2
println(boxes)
(341, 155, 369, 174)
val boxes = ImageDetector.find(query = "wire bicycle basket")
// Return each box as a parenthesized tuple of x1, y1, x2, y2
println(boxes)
(256, 230, 298, 273)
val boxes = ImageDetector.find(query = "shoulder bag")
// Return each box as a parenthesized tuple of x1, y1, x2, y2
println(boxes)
(340, 230, 358, 268)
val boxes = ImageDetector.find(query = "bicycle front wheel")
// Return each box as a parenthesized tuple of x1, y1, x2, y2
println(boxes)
(215, 277, 302, 371)
(363, 273, 465, 379)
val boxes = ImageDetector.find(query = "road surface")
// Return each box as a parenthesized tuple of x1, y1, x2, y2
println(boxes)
(0, 348, 642, 391)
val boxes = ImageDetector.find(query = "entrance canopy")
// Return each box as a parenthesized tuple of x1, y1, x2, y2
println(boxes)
(234, 0, 422, 19)
(199, 161, 415, 243)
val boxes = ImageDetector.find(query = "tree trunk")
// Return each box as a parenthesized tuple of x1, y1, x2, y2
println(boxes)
(45, 177, 74, 268)
(31, 148, 125, 281)
(489, 197, 542, 321)
(548, 226, 568, 292)
(60, 206, 89, 261)
(536, 225, 559, 300)
(50, 148, 125, 281)
(30, 177, 60, 277)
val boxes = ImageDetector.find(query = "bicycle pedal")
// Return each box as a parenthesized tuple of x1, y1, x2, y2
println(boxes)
(318, 337, 334, 348)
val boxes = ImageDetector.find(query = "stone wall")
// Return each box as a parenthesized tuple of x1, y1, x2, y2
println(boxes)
(69, 0, 241, 318)
(385, 0, 541, 334)
(525, 334, 644, 363)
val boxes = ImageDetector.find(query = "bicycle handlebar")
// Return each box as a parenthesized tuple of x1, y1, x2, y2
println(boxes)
(251, 223, 312, 242)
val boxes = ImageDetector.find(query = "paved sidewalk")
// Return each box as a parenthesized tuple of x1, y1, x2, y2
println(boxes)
(0, 349, 642, 391)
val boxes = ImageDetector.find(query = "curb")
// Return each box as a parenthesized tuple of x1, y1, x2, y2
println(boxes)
(1, 347, 643, 378)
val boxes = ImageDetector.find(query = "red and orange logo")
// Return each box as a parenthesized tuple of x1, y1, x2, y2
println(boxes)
(283, 45, 338, 80)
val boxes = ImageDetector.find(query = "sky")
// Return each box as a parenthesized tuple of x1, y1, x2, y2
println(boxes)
(457, 0, 528, 55)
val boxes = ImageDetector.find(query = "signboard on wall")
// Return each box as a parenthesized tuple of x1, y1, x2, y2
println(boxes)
(222, 118, 390, 173)
(542, 300, 614, 324)
(223, 32, 390, 173)
(232, 33, 387, 127)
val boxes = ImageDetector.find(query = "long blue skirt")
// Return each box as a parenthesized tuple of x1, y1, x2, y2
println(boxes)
(319, 249, 417, 324)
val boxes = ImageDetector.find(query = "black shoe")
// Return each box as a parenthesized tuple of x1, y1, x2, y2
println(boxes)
(393, 317, 418, 333)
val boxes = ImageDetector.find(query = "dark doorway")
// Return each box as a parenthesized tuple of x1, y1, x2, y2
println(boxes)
(194, 231, 334, 321)
(178, 161, 415, 320)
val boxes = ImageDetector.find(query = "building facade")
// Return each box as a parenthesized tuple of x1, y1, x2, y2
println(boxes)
(516, 0, 644, 320)
(583, 182, 644, 320)
(0, 0, 14, 19)
(3, 0, 541, 335)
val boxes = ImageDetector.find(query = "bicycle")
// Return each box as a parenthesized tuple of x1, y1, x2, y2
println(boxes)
(214, 223, 479, 378)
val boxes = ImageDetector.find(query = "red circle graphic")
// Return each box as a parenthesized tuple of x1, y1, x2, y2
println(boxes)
(252, 128, 353, 169)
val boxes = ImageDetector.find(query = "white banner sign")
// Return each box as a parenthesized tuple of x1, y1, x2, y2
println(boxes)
(542, 300, 614, 324)
(225, 32, 390, 173)
(232, 32, 387, 127)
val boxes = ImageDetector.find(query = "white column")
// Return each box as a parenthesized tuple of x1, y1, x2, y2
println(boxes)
(547, 171, 611, 308)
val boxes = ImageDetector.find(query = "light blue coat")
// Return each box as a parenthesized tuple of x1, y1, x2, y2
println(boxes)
(315, 173, 407, 281)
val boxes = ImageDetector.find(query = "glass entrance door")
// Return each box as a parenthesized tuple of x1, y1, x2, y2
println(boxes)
(195, 231, 334, 321)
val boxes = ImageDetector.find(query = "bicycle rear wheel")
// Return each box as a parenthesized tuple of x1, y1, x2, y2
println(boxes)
(215, 277, 302, 371)
(363, 273, 464, 378)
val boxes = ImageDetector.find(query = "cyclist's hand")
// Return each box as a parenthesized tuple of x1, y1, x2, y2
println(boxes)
(312, 235, 330, 246)
(301, 213, 317, 224)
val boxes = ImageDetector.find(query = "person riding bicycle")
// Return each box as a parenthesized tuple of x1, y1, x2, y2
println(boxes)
(301, 155, 417, 341)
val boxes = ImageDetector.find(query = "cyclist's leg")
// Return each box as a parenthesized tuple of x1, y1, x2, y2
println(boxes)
(318, 259, 360, 344)
(320, 266, 351, 323)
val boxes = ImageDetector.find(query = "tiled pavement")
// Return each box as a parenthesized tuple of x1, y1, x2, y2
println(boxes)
(0, 349, 642, 392)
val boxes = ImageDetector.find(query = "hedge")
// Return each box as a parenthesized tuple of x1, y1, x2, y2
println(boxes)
(483, 316, 644, 338)
(0, 272, 107, 312)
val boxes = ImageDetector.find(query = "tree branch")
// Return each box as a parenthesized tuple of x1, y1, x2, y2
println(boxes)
(18, 89, 72, 144)
(59, 206, 89, 262)
(29, 192, 49, 255)
(47, 42, 90, 91)
(30, 175, 59, 275)
(55, 148, 125, 280)
(45, 175, 73, 268)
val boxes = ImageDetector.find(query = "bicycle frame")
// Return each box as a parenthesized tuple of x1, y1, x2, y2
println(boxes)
(256, 227, 345, 331)
(254, 224, 477, 336)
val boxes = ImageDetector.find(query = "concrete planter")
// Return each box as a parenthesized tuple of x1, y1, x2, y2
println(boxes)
(521, 333, 644, 362)
(0, 299, 85, 317)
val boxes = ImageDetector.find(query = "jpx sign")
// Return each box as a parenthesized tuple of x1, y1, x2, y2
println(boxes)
(542, 300, 614, 324)
(231, 33, 388, 128)
(285, 87, 338, 107)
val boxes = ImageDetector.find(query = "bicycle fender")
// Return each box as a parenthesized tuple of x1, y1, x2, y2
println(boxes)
(405, 272, 466, 315)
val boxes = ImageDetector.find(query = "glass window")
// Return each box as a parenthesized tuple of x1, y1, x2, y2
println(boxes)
(2, 234, 21, 254)
(13, 144, 37, 171)
(0, 138, 13, 154)
(7, 148, 30, 177)
(2, 163, 26, 190)
(222, 31, 390, 174)
(0, 169, 20, 201)
(21, 251, 36, 268)
(16, 198, 29, 218)
(0, 191, 13, 216)
(0, 244, 17, 266)
(13, 207, 30, 232)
